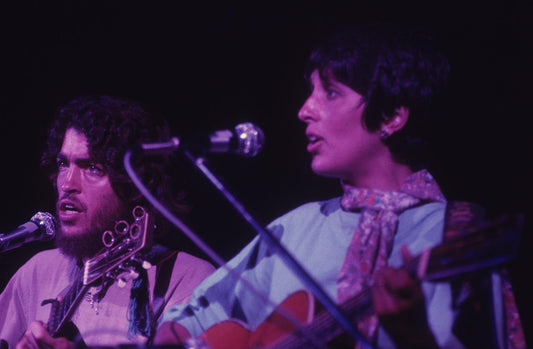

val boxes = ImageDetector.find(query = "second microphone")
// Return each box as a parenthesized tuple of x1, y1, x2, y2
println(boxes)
(140, 122, 265, 158)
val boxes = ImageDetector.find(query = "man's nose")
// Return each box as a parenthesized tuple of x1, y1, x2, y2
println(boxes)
(59, 166, 82, 193)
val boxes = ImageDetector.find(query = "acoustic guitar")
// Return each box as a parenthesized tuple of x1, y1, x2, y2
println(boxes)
(194, 213, 522, 349)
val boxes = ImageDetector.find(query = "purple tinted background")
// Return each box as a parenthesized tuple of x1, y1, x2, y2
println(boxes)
(0, 0, 530, 341)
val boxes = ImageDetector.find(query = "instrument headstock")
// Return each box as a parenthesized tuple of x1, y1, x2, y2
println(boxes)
(83, 205, 154, 286)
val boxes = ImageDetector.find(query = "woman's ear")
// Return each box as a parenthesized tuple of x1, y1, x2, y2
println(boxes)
(379, 106, 410, 139)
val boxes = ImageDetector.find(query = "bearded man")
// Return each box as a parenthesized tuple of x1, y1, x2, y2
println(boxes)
(0, 95, 214, 348)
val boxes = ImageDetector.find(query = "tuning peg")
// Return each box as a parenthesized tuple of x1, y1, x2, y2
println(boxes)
(142, 260, 152, 270)
(116, 268, 141, 288)
(129, 269, 140, 280)
(127, 255, 152, 270)
(117, 277, 127, 288)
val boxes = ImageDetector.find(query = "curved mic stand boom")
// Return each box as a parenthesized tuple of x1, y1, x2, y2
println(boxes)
(123, 147, 373, 349)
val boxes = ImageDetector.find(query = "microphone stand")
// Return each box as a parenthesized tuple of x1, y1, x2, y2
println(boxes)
(181, 151, 373, 349)
(125, 149, 329, 348)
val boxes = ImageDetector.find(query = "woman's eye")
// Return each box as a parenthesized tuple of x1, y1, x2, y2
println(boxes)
(326, 89, 338, 99)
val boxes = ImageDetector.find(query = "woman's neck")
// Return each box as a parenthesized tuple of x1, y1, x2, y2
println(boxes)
(344, 162, 414, 191)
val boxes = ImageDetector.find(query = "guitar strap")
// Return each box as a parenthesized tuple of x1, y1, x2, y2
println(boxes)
(127, 244, 178, 342)
(152, 249, 178, 321)
(443, 201, 526, 349)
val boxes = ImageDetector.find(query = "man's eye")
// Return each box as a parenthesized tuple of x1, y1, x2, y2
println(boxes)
(57, 159, 68, 168)
(87, 164, 105, 176)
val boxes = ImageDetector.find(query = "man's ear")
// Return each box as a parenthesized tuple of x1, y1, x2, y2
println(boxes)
(380, 106, 409, 137)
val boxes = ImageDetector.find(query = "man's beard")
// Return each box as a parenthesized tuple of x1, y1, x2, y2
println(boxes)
(55, 201, 130, 260)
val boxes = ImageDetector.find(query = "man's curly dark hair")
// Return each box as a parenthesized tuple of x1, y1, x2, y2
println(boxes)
(305, 23, 451, 170)
(41, 95, 187, 242)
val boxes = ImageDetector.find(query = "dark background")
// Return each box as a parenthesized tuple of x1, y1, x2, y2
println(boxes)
(0, 0, 531, 342)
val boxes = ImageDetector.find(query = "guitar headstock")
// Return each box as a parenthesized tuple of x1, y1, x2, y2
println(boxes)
(83, 205, 155, 286)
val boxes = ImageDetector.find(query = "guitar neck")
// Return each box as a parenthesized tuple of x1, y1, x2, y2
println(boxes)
(47, 277, 92, 338)
(418, 215, 520, 282)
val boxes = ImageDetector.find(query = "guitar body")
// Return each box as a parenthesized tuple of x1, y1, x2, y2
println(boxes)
(200, 290, 313, 349)
(192, 210, 522, 349)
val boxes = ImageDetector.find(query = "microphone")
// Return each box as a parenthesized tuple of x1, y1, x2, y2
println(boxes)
(0, 212, 57, 253)
(140, 122, 265, 157)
